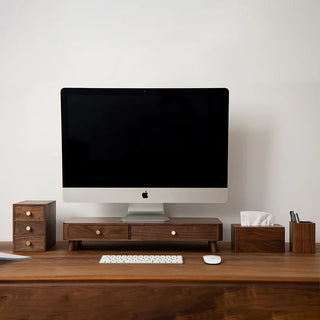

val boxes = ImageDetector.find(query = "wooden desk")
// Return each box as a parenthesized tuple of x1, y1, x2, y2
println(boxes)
(0, 242, 319, 320)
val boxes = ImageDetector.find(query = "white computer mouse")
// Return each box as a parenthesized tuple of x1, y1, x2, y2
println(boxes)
(203, 255, 221, 265)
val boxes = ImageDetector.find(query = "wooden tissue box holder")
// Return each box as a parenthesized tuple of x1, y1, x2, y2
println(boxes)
(289, 221, 315, 253)
(231, 224, 285, 253)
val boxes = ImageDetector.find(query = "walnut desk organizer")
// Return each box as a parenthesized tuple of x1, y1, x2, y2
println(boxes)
(290, 221, 316, 253)
(63, 217, 223, 252)
(231, 224, 285, 253)
(13, 201, 56, 252)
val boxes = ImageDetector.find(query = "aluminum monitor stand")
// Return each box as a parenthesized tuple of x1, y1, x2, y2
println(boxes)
(121, 203, 169, 222)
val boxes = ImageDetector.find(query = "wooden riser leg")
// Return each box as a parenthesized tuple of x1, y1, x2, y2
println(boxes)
(209, 241, 217, 252)
(68, 241, 76, 251)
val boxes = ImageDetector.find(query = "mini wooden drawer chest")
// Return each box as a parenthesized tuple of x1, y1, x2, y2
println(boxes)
(13, 201, 56, 251)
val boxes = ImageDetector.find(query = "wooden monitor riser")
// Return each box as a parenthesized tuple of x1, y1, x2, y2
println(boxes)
(63, 217, 223, 252)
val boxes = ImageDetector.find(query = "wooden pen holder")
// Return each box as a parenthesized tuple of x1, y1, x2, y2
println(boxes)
(289, 221, 315, 253)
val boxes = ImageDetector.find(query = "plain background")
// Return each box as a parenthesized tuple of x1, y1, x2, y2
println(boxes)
(0, 0, 319, 242)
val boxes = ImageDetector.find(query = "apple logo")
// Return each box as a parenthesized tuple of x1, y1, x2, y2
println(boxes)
(142, 191, 148, 199)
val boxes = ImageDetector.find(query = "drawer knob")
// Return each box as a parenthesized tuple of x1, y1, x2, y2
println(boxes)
(96, 230, 101, 235)
(25, 226, 32, 231)
(25, 241, 31, 247)
(171, 230, 176, 236)
(25, 211, 32, 217)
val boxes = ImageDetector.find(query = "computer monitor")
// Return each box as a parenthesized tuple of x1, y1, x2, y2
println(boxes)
(61, 88, 229, 222)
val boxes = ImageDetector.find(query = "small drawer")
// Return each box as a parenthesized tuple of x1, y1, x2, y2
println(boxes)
(13, 236, 46, 251)
(14, 221, 45, 236)
(131, 225, 218, 241)
(14, 206, 45, 221)
(67, 225, 129, 240)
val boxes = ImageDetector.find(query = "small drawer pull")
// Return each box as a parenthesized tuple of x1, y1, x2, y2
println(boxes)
(25, 211, 32, 217)
(25, 241, 31, 247)
(96, 230, 101, 235)
(171, 230, 176, 236)
(25, 226, 32, 231)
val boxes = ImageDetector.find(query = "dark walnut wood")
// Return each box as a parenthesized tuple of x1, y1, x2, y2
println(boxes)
(13, 201, 56, 252)
(1, 282, 319, 320)
(13, 236, 46, 251)
(290, 221, 316, 253)
(14, 221, 45, 236)
(13, 205, 45, 221)
(0, 242, 319, 320)
(131, 225, 218, 240)
(63, 217, 223, 252)
(68, 225, 129, 240)
(231, 224, 285, 253)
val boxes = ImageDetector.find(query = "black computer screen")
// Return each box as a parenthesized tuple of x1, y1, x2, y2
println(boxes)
(61, 88, 228, 188)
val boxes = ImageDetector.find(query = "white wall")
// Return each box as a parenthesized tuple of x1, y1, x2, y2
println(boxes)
(1, 0, 319, 242)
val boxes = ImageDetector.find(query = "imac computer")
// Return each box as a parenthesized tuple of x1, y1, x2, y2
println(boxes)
(61, 88, 229, 222)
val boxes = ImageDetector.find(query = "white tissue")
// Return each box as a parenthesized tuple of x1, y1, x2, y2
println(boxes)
(240, 211, 275, 226)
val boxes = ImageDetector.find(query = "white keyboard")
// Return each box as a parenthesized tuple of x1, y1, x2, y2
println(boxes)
(99, 255, 183, 264)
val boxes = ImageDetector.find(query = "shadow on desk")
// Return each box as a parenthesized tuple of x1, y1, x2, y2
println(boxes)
(77, 240, 213, 252)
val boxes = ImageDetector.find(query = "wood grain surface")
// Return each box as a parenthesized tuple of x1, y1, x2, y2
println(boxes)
(231, 224, 285, 253)
(12, 236, 46, 251)
(13, 201, 56, 252)
(14, 221, 45, 236)
(67, 225, 129, 240)
(1, 282, 319, 320)
(0, 242, 319, 320)
(290, 221, 316, 253)
(131, 224, 218, 240)
(63, 217, 223, 251)
(0, 242, 319, 282)
(13, 205, 45, 221)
